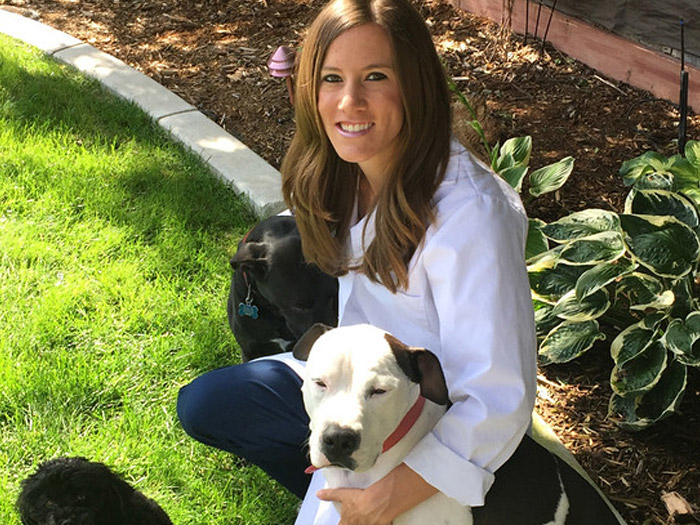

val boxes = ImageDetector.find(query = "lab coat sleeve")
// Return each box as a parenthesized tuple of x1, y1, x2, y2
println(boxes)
(402, 190, 537, 507)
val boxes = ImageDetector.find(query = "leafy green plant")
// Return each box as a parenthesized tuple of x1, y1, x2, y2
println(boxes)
(490, 136, 575, 260)
(528, 140, 700, 431)
(492, 135, 575, 202)
(448, 78, 575, 259)
(448, 76, 575, 207)
(447, 79, 574, 204)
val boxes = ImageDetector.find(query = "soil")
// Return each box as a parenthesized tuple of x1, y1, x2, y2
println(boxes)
(3, 0, 700, 523)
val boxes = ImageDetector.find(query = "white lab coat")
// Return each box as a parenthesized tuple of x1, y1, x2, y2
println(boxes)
(293, 140, 537, 524)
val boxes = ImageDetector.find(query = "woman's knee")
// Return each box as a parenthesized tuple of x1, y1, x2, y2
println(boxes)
(176, 360, 307, 447)
(177, 370, 232, 442)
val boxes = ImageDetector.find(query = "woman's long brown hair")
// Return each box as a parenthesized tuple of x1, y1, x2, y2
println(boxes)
(281, 0, 452, 293)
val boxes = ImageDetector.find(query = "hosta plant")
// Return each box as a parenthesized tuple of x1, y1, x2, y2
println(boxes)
(493, 135, 575, 203)
(448, 78, 574, 223)
(489, 136, 574, 260)
(528, 140, 700, 431)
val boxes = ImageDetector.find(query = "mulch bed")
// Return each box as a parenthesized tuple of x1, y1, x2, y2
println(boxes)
(4, 0, 700, 522)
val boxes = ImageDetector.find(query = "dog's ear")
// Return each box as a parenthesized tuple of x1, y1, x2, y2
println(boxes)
(385, 334, 450, 405)
(230, 242, 269, 278)
(292, 323, 333, 361)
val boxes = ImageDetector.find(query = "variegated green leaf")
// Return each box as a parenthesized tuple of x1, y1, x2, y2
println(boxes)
(673, 146, 700, 208)
(620, 214, 700, 277)
(539, 320, 605, 365)
(610, 341, 667, 396)
(541, 209, 620, 242)
(681, 187, 700, 210)
(527, 247, 561, 270)
(624, 189, 699, 228)
(529, 156, 574, 197)
(640, 312, 667, 329)
(608, 359, 687, 431)
(559, 231, 625, 265)
(629, 290, 674, 311)
(686, 140, 700, 169)
(501, 165, 529, 192)
(662, 312, 700, 366)
(526, 219, 549, 261)
(551, 289, 609, 322)
(494, 151, 515, 172)
(533, 301, 560, 338)
(627, 173, 674, 192)
(608, 394, 643, 431)
(619, 151, 669, 187)
(610, 321, 658, 367)
(616, 272, 665, 307)
(575, 258, 637, 300)
(667, 155, 700, 189)
(528, 262, 588, 302)
(498, 136, 531, 167)
(635, 359, 688, 420)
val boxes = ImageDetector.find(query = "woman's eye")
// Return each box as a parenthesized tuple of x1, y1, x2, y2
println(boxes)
(322, 74, 342, 83)
(367, 72, 387, 81)
(314, 380, 327, 389)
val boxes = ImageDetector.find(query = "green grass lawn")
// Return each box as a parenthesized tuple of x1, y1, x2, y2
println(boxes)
(0, 34, 298, 524)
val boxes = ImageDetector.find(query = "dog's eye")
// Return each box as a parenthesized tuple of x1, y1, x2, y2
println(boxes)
(314, 379, 327, 389)
(370, 388, 387, 397)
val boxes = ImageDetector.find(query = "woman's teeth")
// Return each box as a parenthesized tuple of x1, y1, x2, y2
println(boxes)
(340, 122, 372, 132)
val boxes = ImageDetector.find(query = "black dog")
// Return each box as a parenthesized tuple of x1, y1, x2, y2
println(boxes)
(17, 456, 173, 525)
(227, 215, 338, 362)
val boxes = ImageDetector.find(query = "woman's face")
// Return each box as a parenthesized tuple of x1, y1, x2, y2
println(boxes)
(317, 23, 404, 186)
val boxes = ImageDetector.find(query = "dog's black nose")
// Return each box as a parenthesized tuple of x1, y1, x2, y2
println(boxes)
(322, 424, 361, 464)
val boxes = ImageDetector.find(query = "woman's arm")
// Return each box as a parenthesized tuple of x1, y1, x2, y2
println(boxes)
(402, 187, 537, 506)
(317, 463, 437, 525)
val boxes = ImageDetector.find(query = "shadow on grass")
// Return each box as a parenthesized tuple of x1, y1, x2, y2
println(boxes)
(1, 35, 258, 241)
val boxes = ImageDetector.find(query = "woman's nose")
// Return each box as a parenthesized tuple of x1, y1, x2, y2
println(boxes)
(338, 81, 367, 111)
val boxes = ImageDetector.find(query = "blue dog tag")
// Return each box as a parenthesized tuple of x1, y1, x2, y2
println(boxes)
(238, 302, 259, 319)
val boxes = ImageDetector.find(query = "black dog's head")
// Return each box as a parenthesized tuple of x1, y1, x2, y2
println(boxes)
(233, 234, 338, 330)
(17, 457, 172, 525)
(228, 215, 338, 361)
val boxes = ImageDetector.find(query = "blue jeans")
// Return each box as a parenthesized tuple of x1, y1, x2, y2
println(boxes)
(177, 359, 311, 498)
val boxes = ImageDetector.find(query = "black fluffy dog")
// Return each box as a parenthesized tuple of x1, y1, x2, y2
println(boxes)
(228, 215, 338, 362)
(17, 456, 173, 525)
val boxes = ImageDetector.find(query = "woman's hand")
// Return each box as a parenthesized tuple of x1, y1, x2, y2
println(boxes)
(317, 486, 392, 525)
(316, 463, 438, 525)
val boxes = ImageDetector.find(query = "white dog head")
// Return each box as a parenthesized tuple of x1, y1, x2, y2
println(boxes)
(293, 324, 449, 473)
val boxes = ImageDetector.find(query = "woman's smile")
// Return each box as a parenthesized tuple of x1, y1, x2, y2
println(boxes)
(337, 122, 375, 136)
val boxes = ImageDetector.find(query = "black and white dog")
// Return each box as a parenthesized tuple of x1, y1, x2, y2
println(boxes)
(17, 456, 172, 525)
(294, 324, 621, 525)
(227, 215, 338, 362)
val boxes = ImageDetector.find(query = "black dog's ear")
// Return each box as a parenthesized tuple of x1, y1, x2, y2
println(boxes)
(230, 242, 269, 276)
(292, 323, 333, 361)
(385, 334, 450, 406)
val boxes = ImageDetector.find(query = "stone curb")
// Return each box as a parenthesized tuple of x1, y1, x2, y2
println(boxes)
(0, 9, 285, 218)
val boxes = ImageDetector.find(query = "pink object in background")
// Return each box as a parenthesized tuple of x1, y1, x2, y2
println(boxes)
(267, 45, 296, 105)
